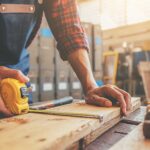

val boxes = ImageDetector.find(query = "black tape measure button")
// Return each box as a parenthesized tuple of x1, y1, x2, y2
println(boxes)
(20, 87, 29, 98)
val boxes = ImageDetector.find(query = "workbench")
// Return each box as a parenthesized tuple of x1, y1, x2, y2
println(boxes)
(0, 97, 142, 150)
(86, 106, 147, 150)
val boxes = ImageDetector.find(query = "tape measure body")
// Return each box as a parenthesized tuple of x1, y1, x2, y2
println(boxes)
(0, 78, 29, 114)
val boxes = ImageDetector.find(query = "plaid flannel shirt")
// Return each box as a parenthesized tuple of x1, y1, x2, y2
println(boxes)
(44, 0, 89, 60)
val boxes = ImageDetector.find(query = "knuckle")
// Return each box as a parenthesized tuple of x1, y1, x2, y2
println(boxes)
(101, 100, 106, 106)
(14, 70, 21, 76)
(105, 84, 115, 90)
(105, 84, 111, 88)
(0, 66, 6, 70)
(117, 94, 124, 100)
(102, 86, 109, 91)
(125, 93, 131, 99)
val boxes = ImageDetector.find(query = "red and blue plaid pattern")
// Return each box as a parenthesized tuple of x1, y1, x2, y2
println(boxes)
(44, 0, 89, 60)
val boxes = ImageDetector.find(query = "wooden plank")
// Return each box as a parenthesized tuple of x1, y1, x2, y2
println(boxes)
(110, 124, 150, 150)
(103, 21, 150, 38)
(68, 97, 141, 150)
(102, 21, 150, 47)
(0, 97, 140, 150)
(67, 116, 121, 150)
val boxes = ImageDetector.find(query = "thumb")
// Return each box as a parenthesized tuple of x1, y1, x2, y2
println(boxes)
(0, 96, 13, 117)
(0, 66, 29, 83)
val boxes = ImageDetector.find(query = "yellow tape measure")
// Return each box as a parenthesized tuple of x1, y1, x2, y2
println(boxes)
(0, 79, 102, 121)
(0, 78, 29, 115)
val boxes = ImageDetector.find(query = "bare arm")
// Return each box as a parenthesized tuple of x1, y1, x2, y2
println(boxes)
(68, 49, 131, 116)
(68, 49, 97, 94)
(44, 0, 130, 116)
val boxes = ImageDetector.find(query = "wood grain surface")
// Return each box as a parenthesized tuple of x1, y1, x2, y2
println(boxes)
(0, 97, 141, 150)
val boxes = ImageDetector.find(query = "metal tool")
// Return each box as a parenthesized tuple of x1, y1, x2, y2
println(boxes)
(29, 109, 103, 121)
(29, 96, 73, 110)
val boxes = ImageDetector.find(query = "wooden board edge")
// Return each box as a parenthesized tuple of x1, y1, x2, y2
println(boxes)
(67, 116, 120, 150)
(67, 97, 141, 150)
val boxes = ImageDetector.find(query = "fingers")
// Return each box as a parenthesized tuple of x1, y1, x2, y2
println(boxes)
(0, 66, 29, 83)
(0, 96, 13, 117)
(86, 94, 112, 107)
(114, 86, 132, 111)
(85, 84, 130, 116)
(102, 86, 127, 115)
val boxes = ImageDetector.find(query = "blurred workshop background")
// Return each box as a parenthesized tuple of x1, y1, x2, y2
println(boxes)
(28, 0, 150, 103)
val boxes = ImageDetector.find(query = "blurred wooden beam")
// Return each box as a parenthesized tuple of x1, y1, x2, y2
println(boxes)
(102, 21, 150, 48)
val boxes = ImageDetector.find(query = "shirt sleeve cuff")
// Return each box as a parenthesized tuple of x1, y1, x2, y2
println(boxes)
(56, 33, 90, 60)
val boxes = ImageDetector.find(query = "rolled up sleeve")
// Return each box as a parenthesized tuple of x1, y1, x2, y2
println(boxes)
(44, 0, 89, 60)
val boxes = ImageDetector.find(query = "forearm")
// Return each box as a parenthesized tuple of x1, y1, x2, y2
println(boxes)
(68, 49, 130, 115)
(68, 49, 97, 95)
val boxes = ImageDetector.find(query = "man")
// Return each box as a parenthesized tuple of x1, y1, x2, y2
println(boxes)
(0, 0, 131, 117)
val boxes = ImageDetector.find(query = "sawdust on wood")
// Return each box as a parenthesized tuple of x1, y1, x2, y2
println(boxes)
(24, 135, 30, 139)
(4, 118, 29, 124)
(0, 128, 4, 131)
(47, 118, 67, 121)
(38, 138, 47, 142)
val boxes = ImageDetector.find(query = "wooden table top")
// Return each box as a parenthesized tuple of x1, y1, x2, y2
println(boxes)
(0, 98, 141, 150)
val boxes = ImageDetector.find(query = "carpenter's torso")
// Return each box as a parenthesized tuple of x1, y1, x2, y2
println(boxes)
(0, 0, 43, 65)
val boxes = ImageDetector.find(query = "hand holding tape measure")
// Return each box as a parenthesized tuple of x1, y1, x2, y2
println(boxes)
(0, 78, 31, 115)
(0, 66, 29, 116)
(0, 67, 74, 117)
(0, 67, 101, 120)
(0, 76, 101, 120)
(0, 77, 74, 115)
